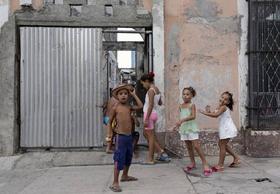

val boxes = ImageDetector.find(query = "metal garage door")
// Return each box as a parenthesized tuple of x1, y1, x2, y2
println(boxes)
(20, 27, 103, 148)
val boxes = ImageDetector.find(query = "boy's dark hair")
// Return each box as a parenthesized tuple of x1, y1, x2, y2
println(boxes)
(140, 72, 154, 83)
(183, 86, 196, 97)
(223, 91, 234, 111)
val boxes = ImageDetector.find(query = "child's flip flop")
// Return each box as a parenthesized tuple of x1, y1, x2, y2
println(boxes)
(212, 166, 224, 172)
(120, 176, 138, 182)
(156, 153, 171, 163)
(203, 169, 213, 176)
(185, 164, 196, 171)
(183, 164, 196, 172)
(109, 185, 122, 192)
(229, 160, 241, 168)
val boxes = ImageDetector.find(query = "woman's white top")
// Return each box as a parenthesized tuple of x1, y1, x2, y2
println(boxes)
(219, 107, 237, 139)
(143, 88, 161, 113)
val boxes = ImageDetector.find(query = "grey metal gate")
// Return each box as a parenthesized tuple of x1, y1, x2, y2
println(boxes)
(20, 27, 103, 148)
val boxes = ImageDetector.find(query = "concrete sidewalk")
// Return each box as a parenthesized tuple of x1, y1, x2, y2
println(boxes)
(176, 156, 280, 194)
(0, 163, 195, 194)
(0, 151, 279, 194)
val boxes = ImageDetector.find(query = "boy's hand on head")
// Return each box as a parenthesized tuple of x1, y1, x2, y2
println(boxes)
(129, 88, 135, 95)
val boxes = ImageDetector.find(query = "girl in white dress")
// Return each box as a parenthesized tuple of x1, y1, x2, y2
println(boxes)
(199, 91, 240, 172)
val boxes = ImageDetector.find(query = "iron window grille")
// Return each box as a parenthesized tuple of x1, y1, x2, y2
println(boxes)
(248, 0, 280, 130)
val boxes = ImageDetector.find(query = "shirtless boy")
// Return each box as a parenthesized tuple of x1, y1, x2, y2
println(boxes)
(109, 84, 143, 192)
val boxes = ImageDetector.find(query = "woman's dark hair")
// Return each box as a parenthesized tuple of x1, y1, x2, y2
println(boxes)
(183, 86, 196, 97)
(140, 72, 154, 83)
(223, 91, 234, 111)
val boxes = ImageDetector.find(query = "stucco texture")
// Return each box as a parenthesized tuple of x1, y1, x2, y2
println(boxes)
(165, 0, 240, 129)
(164, 0, 240, 155)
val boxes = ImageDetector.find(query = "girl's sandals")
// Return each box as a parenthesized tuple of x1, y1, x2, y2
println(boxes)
(229, 160, 241, 168)
(203, 169, 213, 176)
(109, 185, 122, 192)
(183, 164, 196, 172)
(156, 152, 171, 162)
(211, 166, 224, 172)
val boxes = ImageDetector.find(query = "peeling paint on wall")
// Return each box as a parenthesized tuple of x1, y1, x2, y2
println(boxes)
(167, 24, 180, 65)
(237, 0, 249, 128)
(164, 0, 240, 154)
(245, 129, 280, 157)
(251, 131, 279, 136)
(153, 0, 165, 132)
(184, 0, 222, 22)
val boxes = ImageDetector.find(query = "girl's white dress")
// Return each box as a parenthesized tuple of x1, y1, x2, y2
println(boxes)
(219, 107, 237, 139)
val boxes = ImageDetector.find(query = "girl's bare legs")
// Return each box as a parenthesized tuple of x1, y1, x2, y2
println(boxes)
(217, 139, 230, 167)
(185, 141, 196, 166)
(144, 130, 155, 162)
(154, 136, 164, 155)
(144, 124, 164, 156)
(192, 140, 210, 170)
(226, 144, 240, 163)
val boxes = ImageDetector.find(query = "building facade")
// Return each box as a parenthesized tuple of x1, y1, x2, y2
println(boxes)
(0, 0, 279, 156)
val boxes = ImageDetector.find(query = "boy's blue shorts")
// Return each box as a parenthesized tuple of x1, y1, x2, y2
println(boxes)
(114, 134, 133, 171)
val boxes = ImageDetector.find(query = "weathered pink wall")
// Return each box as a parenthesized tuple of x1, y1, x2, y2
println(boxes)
(32, 0, 43, 10)
(164, 0, 240, 130)
(142, 0, 152, 12)
(163, 0, 241, 155)
(9, 0, 43, 13)
(10, 0, 20, 13)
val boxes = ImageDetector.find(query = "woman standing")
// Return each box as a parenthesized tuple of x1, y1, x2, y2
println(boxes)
(141, 73, 170, 164)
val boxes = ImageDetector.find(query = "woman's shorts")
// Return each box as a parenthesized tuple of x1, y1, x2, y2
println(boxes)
(143, 112, 158, 130)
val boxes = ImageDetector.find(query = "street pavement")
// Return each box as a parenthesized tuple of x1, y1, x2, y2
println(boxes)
(0, 151, 279, 194)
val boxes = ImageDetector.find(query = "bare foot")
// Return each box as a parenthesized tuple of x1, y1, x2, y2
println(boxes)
(106, 146, 114, 154)
(229, 158, 241, 167)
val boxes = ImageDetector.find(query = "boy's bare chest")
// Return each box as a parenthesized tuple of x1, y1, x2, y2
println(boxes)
(116, 106, 131, 117)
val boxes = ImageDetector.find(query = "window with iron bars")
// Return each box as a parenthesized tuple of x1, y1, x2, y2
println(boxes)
(248, 0, 280, 130)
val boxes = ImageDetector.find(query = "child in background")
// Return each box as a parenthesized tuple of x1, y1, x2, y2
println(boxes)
(200, 91, 240, 172)
(141, 73, 170, 164)
(131, 111, 140, 156)
(174, 87, 212, 176)
(109, 84, 143, 192)
(103, 96, 119, 153)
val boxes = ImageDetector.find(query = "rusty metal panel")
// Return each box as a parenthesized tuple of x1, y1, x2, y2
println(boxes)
(20, 27, 103, 148)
